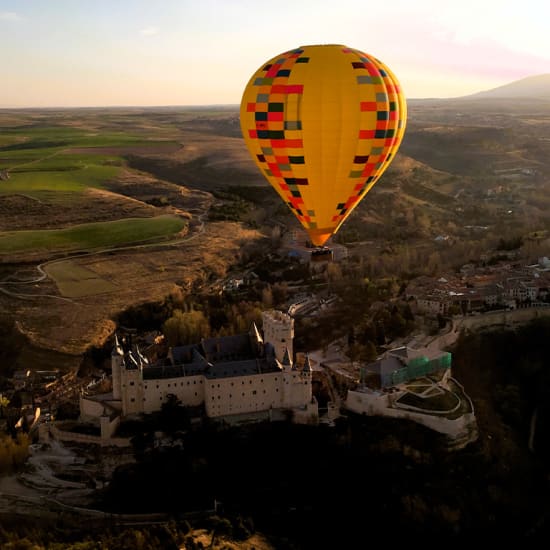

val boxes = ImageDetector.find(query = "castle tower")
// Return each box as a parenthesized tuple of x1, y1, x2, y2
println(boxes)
(111, 334, 124, 400)
(120, 348, 146, 416)
(262, 310, 294, 364)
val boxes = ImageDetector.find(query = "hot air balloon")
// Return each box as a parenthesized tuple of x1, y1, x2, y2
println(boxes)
(240, 44, 407, 246)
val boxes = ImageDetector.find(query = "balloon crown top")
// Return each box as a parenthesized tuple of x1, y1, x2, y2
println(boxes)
(299, 44, 346, 48)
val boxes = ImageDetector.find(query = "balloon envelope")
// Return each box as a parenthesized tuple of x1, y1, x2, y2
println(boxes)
(240, 44, 407, 246)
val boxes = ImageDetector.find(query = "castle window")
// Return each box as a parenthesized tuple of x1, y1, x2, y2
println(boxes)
(195, 392, 198, 396)
(130, 381, 134, 386)
(187, 381, 190, 385)
(231, 382, 234, 386)
(229, 394, 232, 398)
(130, 398, 135, 402)
(242, 392, 245, 396)
(252, 390, 257, 395)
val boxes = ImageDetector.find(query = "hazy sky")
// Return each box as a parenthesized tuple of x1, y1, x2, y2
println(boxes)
(1, 0, 549, 107)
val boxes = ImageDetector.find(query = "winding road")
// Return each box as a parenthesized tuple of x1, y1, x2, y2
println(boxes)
(0, 186, 213, 302)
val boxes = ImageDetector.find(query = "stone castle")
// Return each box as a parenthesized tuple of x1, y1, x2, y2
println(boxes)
(80, 310, 318, 437)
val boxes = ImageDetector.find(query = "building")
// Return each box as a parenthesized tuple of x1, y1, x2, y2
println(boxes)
(80, 310, 318, 438)
(345, 346, 478, 449)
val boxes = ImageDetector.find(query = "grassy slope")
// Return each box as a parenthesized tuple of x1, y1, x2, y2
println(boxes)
(0, 123, 184, 254)
(0, 215, 186, 253)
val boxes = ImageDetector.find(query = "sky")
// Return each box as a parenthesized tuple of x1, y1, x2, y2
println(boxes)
(1, 0, 549, 107)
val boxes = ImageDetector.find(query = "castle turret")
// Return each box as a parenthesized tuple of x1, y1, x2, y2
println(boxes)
(262, 310, 294, 364)
(111, 334, 124, 400)
(249, 321, 264, 356)
(282, 347, 292, 371)
(303, 354, 312, 374)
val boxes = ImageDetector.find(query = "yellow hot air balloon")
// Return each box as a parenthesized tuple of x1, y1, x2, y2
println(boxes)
(240, 44, 407, 246)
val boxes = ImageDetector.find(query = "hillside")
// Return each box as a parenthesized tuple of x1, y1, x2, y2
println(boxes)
(2, 98, 550, 368)
(464, 73, 550, 100)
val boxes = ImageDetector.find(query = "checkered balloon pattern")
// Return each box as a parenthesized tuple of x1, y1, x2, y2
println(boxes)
(240, 44, 407, 246)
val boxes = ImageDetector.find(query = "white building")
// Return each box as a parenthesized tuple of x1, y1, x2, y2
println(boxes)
(80, 310, 318, 437)
(344, 346, 478, 449)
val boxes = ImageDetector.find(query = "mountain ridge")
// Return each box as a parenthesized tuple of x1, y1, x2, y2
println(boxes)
(463, 73, 550, 100)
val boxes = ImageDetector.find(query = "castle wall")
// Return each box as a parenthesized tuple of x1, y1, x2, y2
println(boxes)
(121, 369, 144, 416)
(292, 400, 318, 424)
(282, 371, 312, 409)
(142, 374, 204, 413)
(111, 354, 122, 400)
(100, 414, 120, 439)
(79, 395, 107, 421)
(345, 388, 478, 444)
(205, 371, 283, 417)
(115, 367, 315, 419)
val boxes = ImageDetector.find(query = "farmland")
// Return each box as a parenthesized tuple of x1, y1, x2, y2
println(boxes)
(1, 99, 550, 367)
(0, 215, 186, 254)
(0, 107, 264, 363)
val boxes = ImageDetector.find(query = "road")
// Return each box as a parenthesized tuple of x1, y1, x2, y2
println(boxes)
(0, 187, 213, 301)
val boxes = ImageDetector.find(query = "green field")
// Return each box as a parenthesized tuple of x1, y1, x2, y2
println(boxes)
(0, 215, 186, 254)
(0, 122, 188, 254)
(1, 163, 120, 195)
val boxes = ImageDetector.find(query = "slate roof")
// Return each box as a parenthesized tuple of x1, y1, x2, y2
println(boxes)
(142, 324, 279, 381)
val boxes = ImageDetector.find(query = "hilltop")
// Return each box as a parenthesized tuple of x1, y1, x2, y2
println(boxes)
(463, 73, 550, 100)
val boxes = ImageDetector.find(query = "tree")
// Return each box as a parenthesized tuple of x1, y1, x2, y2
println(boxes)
(0, 395, 9, 418)
(261, 286, 273, 308)
(160, 394, 190, 433)
(162, 309, 211, 346)
(389, 311, 407, 338)
(363, 340, 378, 363)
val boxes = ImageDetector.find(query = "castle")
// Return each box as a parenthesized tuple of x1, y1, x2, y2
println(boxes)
(80, 310, 318, 437)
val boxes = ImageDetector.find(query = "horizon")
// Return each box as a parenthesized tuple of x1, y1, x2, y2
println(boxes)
(1, 0, 549, 108)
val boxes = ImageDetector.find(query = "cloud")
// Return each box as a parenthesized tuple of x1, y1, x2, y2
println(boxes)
(139, 26, 159, 36)
(0, 11, 21, 21)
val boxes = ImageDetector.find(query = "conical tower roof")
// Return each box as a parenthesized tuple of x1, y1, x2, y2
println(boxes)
(282, 347, 292, 368)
